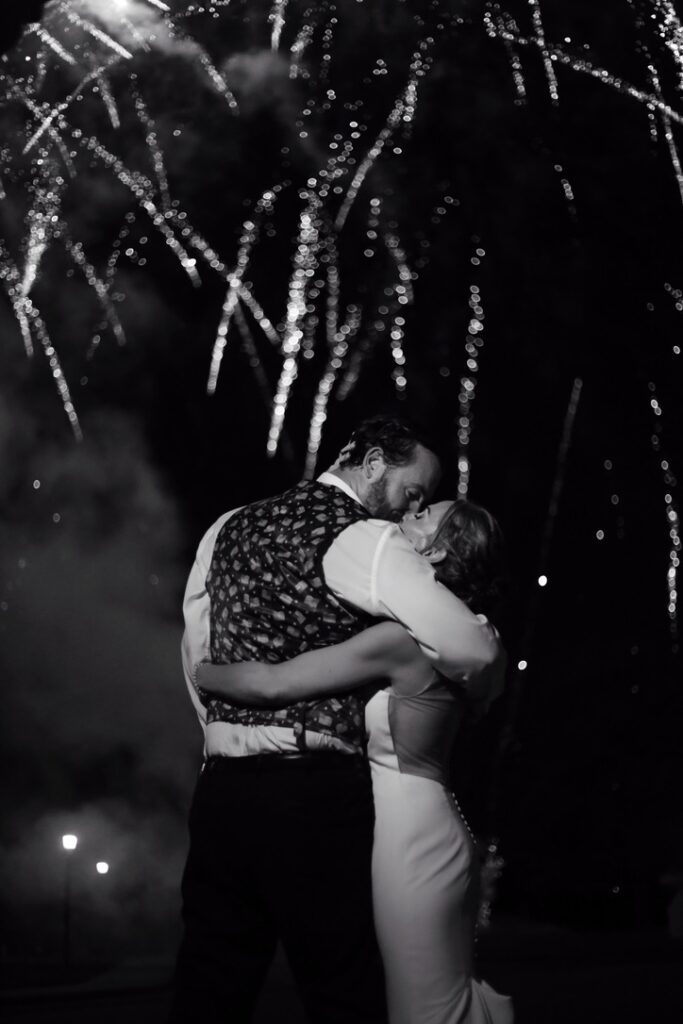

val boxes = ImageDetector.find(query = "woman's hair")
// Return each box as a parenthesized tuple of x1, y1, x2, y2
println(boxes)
(431, 500, 505, 618)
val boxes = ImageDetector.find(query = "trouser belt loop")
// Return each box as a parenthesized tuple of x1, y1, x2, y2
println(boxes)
(295, 705, 308, 754)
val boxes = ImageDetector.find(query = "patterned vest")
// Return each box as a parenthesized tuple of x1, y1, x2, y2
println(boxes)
(204, 481, 375, 752)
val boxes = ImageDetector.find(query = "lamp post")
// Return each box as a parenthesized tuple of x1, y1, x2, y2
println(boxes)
(61, 834, 78, 968)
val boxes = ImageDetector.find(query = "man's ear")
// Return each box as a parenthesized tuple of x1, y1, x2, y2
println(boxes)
(363, 446, 386, 482)
(423, 545, 447, 565)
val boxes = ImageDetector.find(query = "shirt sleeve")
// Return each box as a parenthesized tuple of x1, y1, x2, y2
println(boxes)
(323, 520, 506, 698)
(181, 510, 238, 734)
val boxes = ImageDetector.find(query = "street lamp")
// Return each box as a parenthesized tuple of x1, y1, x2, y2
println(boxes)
(61, 834, 78, 967)
(95, 861, 109, 875)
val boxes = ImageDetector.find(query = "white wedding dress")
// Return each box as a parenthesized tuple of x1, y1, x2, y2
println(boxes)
(366, 680, 514, 1024)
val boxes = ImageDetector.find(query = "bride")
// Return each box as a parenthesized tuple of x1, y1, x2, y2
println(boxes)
(197, 498, 514, 1024)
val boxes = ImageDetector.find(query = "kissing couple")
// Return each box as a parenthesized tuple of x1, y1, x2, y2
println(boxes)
(170, 414, 514, 1024)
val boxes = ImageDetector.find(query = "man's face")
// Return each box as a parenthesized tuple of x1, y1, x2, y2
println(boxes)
(364, 443, 441, 520)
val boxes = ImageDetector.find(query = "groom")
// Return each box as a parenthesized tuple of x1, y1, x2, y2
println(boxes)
(171, 414, 504, 1024)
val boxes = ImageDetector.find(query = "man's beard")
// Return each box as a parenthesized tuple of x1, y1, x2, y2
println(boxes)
(365, 478, 401, 520)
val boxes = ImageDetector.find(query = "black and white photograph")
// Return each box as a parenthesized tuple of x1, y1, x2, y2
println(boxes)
(1, 3, 682, 1023)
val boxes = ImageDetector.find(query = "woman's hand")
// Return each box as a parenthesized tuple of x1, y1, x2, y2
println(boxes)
(191, 621, 417, 708)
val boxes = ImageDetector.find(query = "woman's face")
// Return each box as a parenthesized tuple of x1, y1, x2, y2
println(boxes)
(399, 501, 454, 554)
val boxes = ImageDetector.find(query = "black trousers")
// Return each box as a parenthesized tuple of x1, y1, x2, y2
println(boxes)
(169, 754, 388, 1024)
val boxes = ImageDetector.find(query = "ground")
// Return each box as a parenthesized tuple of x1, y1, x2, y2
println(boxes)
(2, 918, 683, 1023)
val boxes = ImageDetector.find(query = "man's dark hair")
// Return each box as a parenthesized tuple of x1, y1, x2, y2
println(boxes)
(338, 414, 441, 469)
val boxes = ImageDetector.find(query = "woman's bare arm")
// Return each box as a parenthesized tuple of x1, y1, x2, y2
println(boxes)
(196, 621, 422, 706)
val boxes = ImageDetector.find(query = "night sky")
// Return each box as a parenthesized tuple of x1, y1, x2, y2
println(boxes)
(1, 0, 682, 966)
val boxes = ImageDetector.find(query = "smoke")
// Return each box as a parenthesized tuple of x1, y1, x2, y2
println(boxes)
(47, 0, 235, 85)
(57, 0, 194, 60)
(0, 0, 211, 931)
(0, 394, 202, 957)
(223, 49, 294, 116)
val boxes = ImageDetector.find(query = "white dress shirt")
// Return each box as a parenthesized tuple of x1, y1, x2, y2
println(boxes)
(182, 473, 504, 756)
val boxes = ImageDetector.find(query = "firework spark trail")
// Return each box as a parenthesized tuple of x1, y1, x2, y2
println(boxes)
(302, 223, 343, 479)
(651, 0, 683, 93)
(233, 301, 274, 406)
(31, 24, 78, 65)
(177, 0, 231, 16)
(651, 67, 683, 205)
(104, 220, 134, 287)
(20, 206, 52, 304)
(2, 165, 84, 432)
(2, 0, 438, 442)
(196, 51, 239, 112)
(552, 161, 576, 213)
(0, 238, 82, 438)
(483, 11, 683, 126)
(303, 363, 336, 479)
(97, 75, 120, 129)
(11, 7, 248, 299)
(317, 12, 335, 86)
(86, 214, 142, 353)
(62, 5, 134, 60)
(626, 0, 683, 207)
(233, 300, 298, 464)
(207, 289, 240, 394)
(204, 208, 276, 395)
(158, 204, 282, 350)
(19, 163, 66, 312)
(12, 87, 77, 175)
(493, 8, 528, 102)
(303, 303, 363, 479)
(663, 280, 683, 354)
(335, 185, 451, 405)
(384, 225, 413, 395)
(30, 299, 83, 439)
(295, 80, 411, 459)
(456, 271, 487, 499)
(334, 43, 433, 232)
(290, 21, 315, 78)
(132, 86, 171, 211)
(267, 193, 321, 456)
(324, 229, 340, 350)
(152, 199, 281, 348)
(45, 113, 201, 291)
(72, 130, 202, 286)
(56, 0, 239, 116)
(61, 233, 127, 346)
(233, 283, 281, 346)
(647, 381, 680, 647)
(206, 186, 284, 394)
(335, 314, 380, 403)
(22, 60, 118, 155)
(1, 249, 35, 357)
(270, 0, 289, 51)
(118, 13, 153, 52)
(1, 0, 244, 433)
(528, 0, 559, 103)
